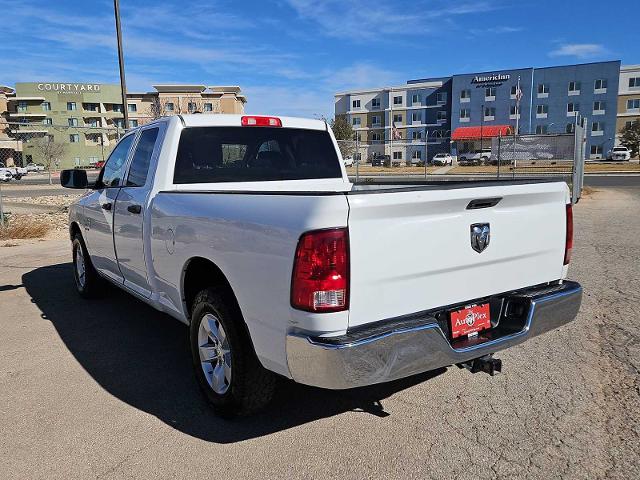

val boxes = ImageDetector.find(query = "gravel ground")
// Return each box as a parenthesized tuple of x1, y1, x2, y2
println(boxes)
(0, 186, 638, 479)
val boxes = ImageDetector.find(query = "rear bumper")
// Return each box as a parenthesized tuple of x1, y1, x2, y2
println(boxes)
(286, 281, 582, 389)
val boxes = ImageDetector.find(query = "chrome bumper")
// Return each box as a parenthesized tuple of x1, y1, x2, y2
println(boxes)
(286, 281, 582, 389)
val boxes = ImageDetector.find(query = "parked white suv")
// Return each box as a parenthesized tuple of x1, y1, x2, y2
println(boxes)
(432, 153, 453, 166)
(0, 163, 27, 179)
(459, 149, 492, 166)
(26, 163, 46, 172)
(607, 146, 631, 161)
(0, 168, 13, 182)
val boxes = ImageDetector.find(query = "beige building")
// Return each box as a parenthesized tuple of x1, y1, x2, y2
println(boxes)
(0, 85, 22, 167)
(618, 65, 640, 135)
(126, 85, 246, 128)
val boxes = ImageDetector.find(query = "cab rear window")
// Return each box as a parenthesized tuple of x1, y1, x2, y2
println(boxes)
(173, 127, 342, 184)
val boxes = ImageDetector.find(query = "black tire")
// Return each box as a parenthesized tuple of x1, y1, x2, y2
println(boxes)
(190, 287, 276, 417)
(72, 234, 101, 298)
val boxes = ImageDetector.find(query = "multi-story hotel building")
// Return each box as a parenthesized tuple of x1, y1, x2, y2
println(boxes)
(0, 82, 246, 168)
(336, 60, 633, 162)
(617, 65, 640, 133)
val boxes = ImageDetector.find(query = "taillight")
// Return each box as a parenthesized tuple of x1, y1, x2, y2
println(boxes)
(564, 203, 573, 265)
(291, 228, 349, 313)
(241, 115, 282, 127)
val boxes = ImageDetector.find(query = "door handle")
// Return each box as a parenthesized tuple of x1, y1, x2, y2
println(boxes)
(101, 202, 112, 211)
(127, 204, 142, 214)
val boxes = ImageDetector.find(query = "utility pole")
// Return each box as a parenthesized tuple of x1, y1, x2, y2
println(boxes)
(424, 129, 428, 179)
(114, 0, 129, 129)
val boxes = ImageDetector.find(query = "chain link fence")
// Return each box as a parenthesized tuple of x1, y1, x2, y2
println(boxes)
(0, 122, 125, 174)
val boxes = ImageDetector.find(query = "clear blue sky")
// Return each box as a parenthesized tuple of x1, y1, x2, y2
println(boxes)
(1, 0, 637, 118)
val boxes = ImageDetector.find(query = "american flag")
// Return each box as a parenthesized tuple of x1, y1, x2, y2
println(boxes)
(392, 126, 402, 140)
(515, 82, 523, 103)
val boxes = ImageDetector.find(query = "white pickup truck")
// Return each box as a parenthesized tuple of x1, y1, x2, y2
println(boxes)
(61, 114, 582, 416)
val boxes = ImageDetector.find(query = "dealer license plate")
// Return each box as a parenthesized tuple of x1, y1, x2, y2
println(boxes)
(450, 303, 491, 339)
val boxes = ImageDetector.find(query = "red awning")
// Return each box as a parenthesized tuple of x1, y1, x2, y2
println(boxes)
(451, 125, 513, 141)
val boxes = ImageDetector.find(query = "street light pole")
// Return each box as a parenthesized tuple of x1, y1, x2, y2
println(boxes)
(114, 0, 129, 130)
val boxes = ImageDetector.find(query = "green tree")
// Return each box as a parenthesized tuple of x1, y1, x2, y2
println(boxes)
(620, 120, 640, 158)
(330, 115, 355, 159)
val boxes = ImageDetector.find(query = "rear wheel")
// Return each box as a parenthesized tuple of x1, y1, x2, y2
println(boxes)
(72, 234, 100, 298)
(190, 287, 276, 416)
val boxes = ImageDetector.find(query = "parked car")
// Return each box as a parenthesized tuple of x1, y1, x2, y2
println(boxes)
(459, 149, 492, 166)
(432, 153, 453, 166)
(606, 146, 631, 161)
(0, 163, 27, 179)
(26, 163, 45, 172)
(371, 154, 390, 167)
(61, 114, 582, 416)
(343, 156, 354, 167)
(0, 168, 13, 182)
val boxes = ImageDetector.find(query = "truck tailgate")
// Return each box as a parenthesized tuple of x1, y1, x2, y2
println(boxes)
(346, 181, 568, 328)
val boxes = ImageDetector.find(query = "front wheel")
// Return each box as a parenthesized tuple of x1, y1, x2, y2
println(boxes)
(190, 287, 276, 416)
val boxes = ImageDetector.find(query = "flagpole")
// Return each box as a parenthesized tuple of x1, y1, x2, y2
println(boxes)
(513, 76, 521, 178)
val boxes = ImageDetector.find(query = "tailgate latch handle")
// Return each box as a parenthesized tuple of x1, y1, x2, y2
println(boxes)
(466, 197, 502, 210)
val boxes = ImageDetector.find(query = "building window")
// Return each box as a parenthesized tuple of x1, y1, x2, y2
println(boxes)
(510, 105, 519, 116)
(352, 117, 361, 127)
(43, 118, 52, 126)
(593, 101, 605, 113)
(84, 103, 99, 112)
(393, 95, 403, 105)
(537, 84, 549, 95)
(567, 102, 579, 114)
(393, 151, 402, 160)
(127, 103, 137, 112)
(627, 99, 640, 110)
(565, 123, 575, 134)
(568, 81, 581, 94)
(129, 120, 139, 128)
(436, 92, 447, 104)
(591, 122, 604, 134)
(371, 132, 382, 142)
(17, 101, 28, 112)
(536, 104, 548, 117)
(510, 85, 517, 97)
(372, 98, 380, 109)
(411, 94, 420, 104)
(371, 115, 381, 126)
(535, 125, 548, 134)
(203, 103, 213, 112)
(114, 119, 125, 129)
(393, 113, 402, 123)
(88, 118, 100, 128)
(412, 112, 421, 123)
(67, 102, 77, 111)
(41, 101, 51, 111)
(460, 108, 470, 119)
(352, 99, 361, 109)
(590, 145, 603, 156)
(69, 134, 79, 143)
(485, 87, 496, 99)
(460, 89, 471, 101)
(437, 110, 447, 122)
(188, 102, 197, 113)
(165, 102, 174, 112)
(412, 150, 422, 160)
(411, 131, 422, 140)
(113, 104, 123, 113)
(594, 79, 607, 91)
(629, 77, 640, 88)
(484, 107, 495, 119)
(68, 118, 78, 127)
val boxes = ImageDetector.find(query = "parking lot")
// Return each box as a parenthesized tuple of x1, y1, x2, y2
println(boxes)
(1, 185, 639, 479)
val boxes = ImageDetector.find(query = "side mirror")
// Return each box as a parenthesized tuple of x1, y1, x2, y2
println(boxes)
(60, 169, 88, 189)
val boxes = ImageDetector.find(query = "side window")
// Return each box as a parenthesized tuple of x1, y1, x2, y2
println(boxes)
(126, 128, 159, 187)
(101, 134, 135, 187)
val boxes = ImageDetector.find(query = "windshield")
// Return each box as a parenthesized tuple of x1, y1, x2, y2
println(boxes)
(174, 127, 342, 183)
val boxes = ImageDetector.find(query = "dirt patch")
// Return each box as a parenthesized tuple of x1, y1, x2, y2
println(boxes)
(0, 215, 51, 240)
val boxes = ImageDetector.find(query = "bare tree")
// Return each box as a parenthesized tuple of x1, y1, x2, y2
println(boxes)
(32, 136, 66, 185)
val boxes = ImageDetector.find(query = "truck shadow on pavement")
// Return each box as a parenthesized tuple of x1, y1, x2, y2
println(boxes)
(23, 263, 445, 443)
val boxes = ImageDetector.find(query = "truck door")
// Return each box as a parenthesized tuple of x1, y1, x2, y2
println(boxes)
(83, 133, 136, 284)
(112, 125, 162, 298)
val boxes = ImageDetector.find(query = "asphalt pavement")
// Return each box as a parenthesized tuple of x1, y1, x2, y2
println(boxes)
(0, 186, 638, 479)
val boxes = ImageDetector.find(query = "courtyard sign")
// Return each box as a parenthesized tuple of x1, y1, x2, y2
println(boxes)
(37, 83, 101, 94)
